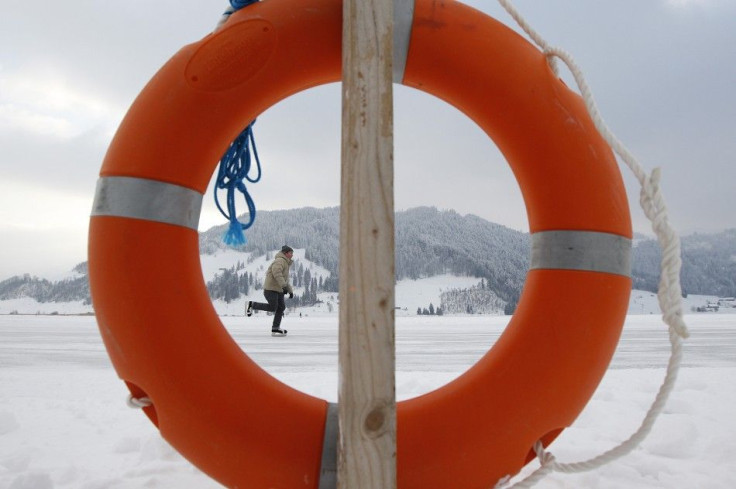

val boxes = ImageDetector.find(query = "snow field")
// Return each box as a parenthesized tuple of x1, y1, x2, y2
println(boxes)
(1, 314, 735, 488)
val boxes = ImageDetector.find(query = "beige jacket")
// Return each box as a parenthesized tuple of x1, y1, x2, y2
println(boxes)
(263, 251, 294, 294)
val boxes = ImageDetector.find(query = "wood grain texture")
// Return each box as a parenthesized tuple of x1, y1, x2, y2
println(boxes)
(338, 0, 396, 487)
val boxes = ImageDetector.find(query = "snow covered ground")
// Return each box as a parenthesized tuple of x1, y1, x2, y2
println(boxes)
(1, 313, 735, 488)
(3, 281, 735, 319)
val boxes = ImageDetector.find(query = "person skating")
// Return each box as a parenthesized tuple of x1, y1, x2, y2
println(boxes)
(246, 245, 295, 336)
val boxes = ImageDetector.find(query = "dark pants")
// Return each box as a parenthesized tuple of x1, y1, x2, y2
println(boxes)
(251, 290, 286, 329)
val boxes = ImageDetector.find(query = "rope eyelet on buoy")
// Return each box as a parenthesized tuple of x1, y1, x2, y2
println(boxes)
(89, 0, 632, 488)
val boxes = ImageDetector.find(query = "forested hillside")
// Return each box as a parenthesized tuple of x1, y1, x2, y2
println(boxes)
(2, 207, 734, 307)
(0, 263, 90, 304)
(632, 228, 736, 298)
(199, 206, 530, 303)
(200, 207, 341, 276)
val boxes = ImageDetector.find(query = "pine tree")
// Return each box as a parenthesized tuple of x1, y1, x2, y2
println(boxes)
(311, 277, 318, 303)
(304, 268, 312, 290)
(241, 273, 250, 295)
(323, 275, 339, 292)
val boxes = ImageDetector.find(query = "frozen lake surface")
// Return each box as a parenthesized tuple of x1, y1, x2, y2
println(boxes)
(1, 314, 735, 488)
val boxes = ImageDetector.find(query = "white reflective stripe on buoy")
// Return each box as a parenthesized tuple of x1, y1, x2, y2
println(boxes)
(318, 402, 339, 489)
(531, 230, 632, 277)
(393, 0, 415, 83)
(91, 176, 202, 231)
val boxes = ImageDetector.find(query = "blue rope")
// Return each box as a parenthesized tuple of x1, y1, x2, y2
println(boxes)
(213, 0, 262, 246)
(219, 1, 259, 29)
(214, 120, 262, 247)
(229, 0, 258, 9)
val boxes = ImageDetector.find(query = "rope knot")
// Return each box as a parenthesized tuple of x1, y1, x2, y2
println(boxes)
(638, 168, 690, 339)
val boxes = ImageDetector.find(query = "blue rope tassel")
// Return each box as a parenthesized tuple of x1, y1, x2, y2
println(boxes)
(214, 120, 262, 247)
(219, 1, 259, 29)
(230, 0, 259, 9)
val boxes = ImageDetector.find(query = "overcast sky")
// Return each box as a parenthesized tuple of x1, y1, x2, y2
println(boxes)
(1, 0, 734, 279)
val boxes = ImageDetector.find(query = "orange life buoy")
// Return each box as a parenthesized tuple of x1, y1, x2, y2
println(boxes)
(89, 0, 632, 488)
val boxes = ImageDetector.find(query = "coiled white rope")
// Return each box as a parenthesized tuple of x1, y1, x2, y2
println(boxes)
(495, 1, 690, 487)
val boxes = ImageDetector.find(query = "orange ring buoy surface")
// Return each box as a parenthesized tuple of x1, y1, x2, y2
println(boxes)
(89, 0, 632, 488)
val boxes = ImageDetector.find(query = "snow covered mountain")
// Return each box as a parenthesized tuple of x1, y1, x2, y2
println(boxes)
(1, 207, 735, 315)
(198, 206, 530, 304)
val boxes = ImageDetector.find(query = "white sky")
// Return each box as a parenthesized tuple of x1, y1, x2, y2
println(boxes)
(1, 0, 734, 278)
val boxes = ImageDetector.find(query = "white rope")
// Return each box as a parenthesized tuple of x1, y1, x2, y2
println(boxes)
(494, 1, 690, 487)
(495, 0, 560, 76)
(126, 394, 153, 409)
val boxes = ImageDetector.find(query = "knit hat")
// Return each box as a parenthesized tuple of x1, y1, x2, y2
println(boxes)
(281, 245, 294, 254)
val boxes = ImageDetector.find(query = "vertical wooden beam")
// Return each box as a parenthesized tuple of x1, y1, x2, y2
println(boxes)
(338, 0, 396, 486)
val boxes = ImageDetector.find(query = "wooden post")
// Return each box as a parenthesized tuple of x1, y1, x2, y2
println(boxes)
(338, 0, 396, 486)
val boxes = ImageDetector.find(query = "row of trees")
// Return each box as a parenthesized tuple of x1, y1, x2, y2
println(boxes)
(439, 284, 507, 315)
(417, 303, 444, 316)
(633, 229, 736, 298)
(0, 271, 90, 305)
(205, 268, 259, 304)
(205, 260, 333, 306)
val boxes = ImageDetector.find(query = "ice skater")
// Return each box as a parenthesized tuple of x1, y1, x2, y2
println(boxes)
(246, 245, 295, 336)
